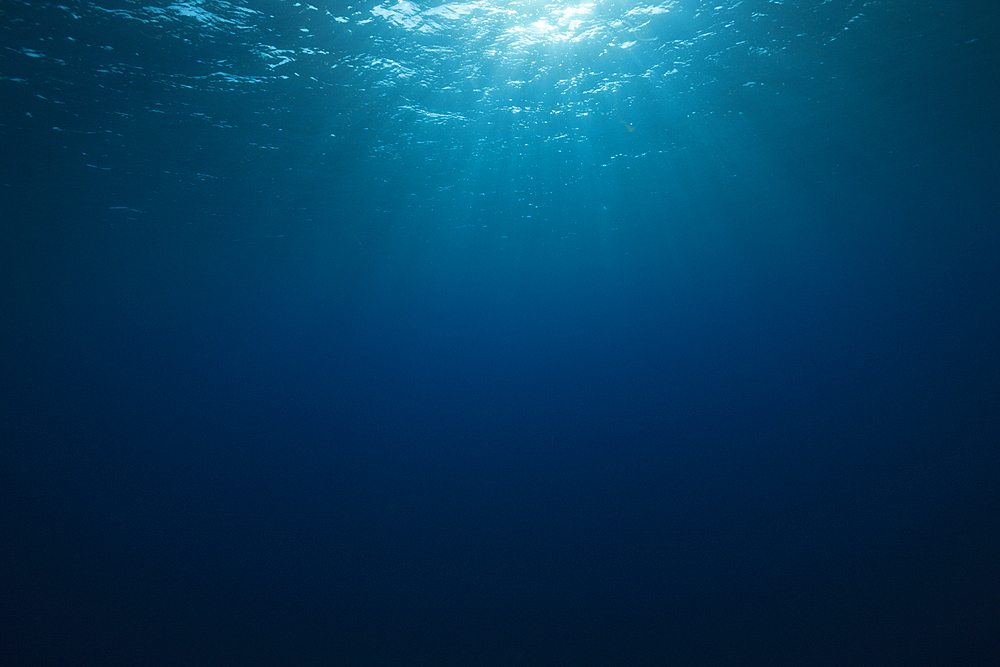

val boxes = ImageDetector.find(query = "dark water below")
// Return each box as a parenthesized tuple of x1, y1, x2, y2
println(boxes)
(2, 1, 998, 665)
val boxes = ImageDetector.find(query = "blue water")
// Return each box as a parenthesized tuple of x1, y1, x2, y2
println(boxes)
(2, 1, 998, 665)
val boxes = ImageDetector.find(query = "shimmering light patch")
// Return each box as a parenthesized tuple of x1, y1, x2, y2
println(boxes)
(518, 3, 595, 44)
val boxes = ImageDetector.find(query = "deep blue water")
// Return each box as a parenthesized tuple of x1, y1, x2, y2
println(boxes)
(2, 1, 998, 665)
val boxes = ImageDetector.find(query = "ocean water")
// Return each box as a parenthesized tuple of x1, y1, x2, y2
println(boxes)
(2, 1, 997, 665)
